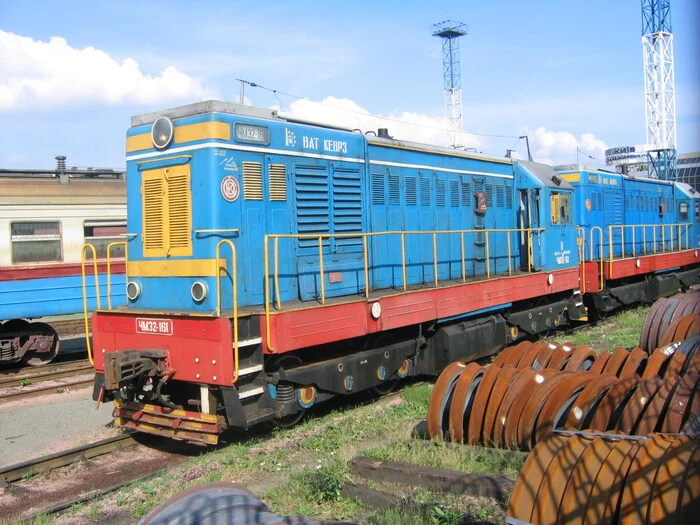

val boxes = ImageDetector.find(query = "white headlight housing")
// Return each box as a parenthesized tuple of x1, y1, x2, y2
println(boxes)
(126, 281, 141, 301)
(151, 116, 174, 149)
(191, 281, 208, 302)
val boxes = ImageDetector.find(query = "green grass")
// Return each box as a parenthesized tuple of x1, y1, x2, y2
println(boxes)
(550, 305, 649, 351)
(362, 440, 524, 479)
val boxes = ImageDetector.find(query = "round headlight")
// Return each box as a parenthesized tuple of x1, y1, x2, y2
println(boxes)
(191, 281, 208, 303)
(151, 116, 174, 149)
(126, 281, 141, 301)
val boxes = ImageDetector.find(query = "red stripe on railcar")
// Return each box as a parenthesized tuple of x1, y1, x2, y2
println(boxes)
(604, 249, 700, 280)
(0, 261, 126, 281)
(265, 268, 580, 353)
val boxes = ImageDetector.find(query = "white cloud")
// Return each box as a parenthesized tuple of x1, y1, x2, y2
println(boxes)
(0, 31, 218, 110)
(280, 97, 490, 152)
(529, 126, 608, 166)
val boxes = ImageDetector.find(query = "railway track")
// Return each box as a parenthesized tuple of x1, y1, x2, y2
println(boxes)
(0, 433, 138, 483)
(0, 359, 93, 404)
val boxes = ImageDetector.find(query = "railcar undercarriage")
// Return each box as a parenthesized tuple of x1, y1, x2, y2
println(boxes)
(93, 289, 591, 444)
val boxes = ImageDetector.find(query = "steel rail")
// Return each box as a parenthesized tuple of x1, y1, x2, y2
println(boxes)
(0, 359, 92, 388)
(0, 377, 94, 404)
(0, 432, 138, 483)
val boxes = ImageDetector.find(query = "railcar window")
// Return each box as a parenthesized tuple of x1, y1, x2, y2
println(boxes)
(84, 220, 127, 258)
(10, 221, 62, 264)
(550, 193, 571, 225)
(679, 202, 689, 222)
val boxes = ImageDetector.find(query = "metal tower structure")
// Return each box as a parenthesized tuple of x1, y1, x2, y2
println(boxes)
(432, 20, 467, 149)
(642, 0, 677, 179)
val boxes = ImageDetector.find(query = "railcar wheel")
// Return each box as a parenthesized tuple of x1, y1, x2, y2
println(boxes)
(23, 323, 60, 366)
(269, 354, 307, 428)
(1, 319, 31, 364)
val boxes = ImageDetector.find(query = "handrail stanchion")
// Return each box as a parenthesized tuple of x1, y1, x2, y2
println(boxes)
(461, 232, 466, 282)
(215, 239, 239, 384)
(264, 236, 275, 353)
(363, 236, 369, 298)
(507, 231, 512, 277)
(274, 237, 281, 310)
(106, 241, 127, 311)
(80, 244, 100, 366)
(485, 231, 491, 279)
(401, 233, 407, 291)
(432, 232, 438, 287)
(318, 236, 325, 304)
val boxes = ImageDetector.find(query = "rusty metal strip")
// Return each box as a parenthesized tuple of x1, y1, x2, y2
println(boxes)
(427, 361, 468, 439)
(564, 374, 617, 430)
(518, 372, 574, 450)
(481, 366, 519, 446)
(615, 375, 663, 435)
(466, 365, 502, 445)
(503, 369, 557, 450)
(447, 363, 485, 443)
(589, 376, 641, 432)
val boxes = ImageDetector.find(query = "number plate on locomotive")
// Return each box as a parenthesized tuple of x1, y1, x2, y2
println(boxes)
(135, 318, 173, 336)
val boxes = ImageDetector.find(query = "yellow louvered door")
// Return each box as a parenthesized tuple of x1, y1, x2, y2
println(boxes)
(142, 165, 192, 258)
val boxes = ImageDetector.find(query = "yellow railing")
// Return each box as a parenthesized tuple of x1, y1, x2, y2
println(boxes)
(263, 227, 544, 351)
(80, 244, 101, 365)
(216, 239, 239, 384)
(106, 242, 128, 310)
(606, 223, 691, 260)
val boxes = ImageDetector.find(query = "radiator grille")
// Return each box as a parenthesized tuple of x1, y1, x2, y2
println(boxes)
(269, 164, 287, 201)
(142, 166, 192, 257)
(243, 161, 263, 200)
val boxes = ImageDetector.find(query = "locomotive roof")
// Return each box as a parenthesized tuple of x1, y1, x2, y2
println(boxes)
(131, 100, 513, 165)
(519, 160, 573, 190)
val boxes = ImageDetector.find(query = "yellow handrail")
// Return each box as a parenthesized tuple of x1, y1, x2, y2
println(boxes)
(215, 239, 239, 384)
(80, 244, 101, 366)
(106, 241, 127, 310)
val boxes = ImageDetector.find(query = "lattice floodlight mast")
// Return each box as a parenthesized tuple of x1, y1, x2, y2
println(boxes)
(642, 0, 677, 179)
(432, 20, 468, 149)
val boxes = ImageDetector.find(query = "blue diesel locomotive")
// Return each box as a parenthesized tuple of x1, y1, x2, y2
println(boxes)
(84, 101, 699, 443)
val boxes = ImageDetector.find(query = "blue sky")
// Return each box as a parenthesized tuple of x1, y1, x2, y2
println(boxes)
(0, 0, 698, 169)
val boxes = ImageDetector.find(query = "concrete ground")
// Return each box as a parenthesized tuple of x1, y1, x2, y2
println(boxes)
(0, 340, 120, 469)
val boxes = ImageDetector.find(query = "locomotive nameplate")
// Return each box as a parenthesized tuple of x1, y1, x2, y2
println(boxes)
(135, 318, 174, 336)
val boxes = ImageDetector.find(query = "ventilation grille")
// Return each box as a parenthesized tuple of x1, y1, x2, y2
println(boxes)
(486, 183, 494, 207)
(400, 177, 413, 205)
(296, 165, 330, 248)
(461, 181, 471, 206)
(143, 177, 165, 252)
(371, 173, 385, 205)
(388, 174, 400, 205)
(450, 180, 459, 207)
(167, 172, 191, 251)
(506, 186, 513, 209)
(496, 185, 504, 208)
(333, 167, 362, 247)
(436, 179, 446, 207)
(142, 166, 192, 257)
(269, 164, 287, 201)
(243, 161, 263, 200)
(420, 178, 431, 206)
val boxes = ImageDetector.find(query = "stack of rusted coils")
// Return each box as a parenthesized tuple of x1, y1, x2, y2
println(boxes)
(426, 336, 700, 451)
(641, 292, 700, 353)
(505, 431, 699, 525)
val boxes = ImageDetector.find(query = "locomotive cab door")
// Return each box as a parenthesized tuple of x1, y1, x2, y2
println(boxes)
(518, 189, 541, 271)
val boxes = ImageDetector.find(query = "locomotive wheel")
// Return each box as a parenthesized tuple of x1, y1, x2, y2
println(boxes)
(365, 333, 400, 396)
(269, 355, 306, 428)
(23, 322, 60, 366)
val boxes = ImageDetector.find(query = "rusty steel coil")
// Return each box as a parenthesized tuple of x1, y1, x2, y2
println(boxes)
(506, 431, 700, 525)
(428, 359, 699, 451)
(641, 293, 700, 353)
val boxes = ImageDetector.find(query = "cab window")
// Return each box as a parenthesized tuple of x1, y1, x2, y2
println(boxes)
(679, 202, 689, 222)
(550, 192, 571, 224)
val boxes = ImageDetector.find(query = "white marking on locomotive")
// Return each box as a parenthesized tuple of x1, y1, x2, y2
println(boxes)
(135, 318, 173, 336)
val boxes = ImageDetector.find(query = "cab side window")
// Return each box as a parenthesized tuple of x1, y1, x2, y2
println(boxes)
(550, 192, 571, 225)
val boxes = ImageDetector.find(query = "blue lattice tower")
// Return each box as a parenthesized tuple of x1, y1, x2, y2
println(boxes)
(642, 0, 677, 179)
(432, 20, 468, 148)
